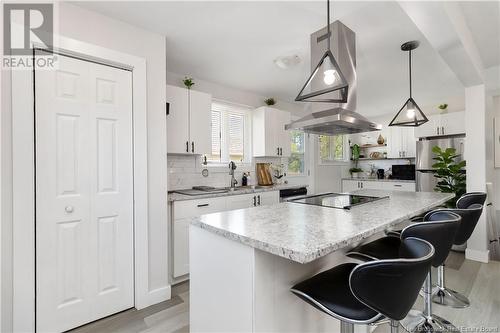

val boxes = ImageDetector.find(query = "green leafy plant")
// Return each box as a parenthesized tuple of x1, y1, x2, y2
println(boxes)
(264, 97, 276, 106)
(438, 103, 448, 110)
(432, 146, 466, 207)
(183, 76, 195, 89)
(349, 144, 363, 176)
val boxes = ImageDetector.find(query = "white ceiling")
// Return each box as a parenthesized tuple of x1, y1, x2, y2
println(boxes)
(460, 1, 500, 69)
(74, 1, 498, 117)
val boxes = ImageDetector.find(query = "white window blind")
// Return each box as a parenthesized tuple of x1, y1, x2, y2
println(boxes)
(211, 111, 221, 158)
(208, 101, 251, 163)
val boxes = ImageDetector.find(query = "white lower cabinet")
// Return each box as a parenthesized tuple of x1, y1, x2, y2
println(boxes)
(172, 191, 279, 279)
(380, 181, 416, 192)
(172, 197, 227, 278)
(342, 179, 415, 192)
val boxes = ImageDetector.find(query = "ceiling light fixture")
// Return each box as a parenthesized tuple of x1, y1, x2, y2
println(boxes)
(295, 0, 348, 103)
(274, 55, 301, 70)
(389, 40, 428, 127)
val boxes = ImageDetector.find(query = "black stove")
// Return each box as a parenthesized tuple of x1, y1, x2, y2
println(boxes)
(289, 192, 388, 210)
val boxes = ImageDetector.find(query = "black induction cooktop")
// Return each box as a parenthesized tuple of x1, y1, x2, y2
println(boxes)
(289, 192, 388, 210)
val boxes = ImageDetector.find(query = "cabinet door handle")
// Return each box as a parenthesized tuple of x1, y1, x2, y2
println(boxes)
(279, 148, 282, 156)
(197, 203, 209, 207)
(253, 196, 256, 206)
(257, 195, 261, 205)
(361, 182, 363, 188)
(186, 141, 189, 152)
(441, 127, 445, 135)
(277, 147, 280, 156)
(394, 184, 403, 187)
(192, 141, 195, 153)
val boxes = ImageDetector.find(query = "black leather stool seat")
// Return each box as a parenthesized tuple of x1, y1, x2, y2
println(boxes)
(348, 236, 401, 261)
(291, 263, 381, 323)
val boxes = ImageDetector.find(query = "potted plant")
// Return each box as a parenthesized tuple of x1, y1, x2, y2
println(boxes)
(349, 144, 363, 178)
(438, 103, 448, 114)
(432, 146, 466, 207)
(183, 76, 195, 89)
(264, 97, 276, 106)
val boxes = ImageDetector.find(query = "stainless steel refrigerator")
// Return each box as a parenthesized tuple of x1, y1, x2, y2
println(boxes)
(416, 136, 466, 192)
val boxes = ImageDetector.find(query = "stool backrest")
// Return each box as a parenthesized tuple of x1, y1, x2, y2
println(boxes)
(349, 238, 434, 321)
(456, 192, 486, 209)
(401, 211, 461, 267)
(426, 205, 483, 245)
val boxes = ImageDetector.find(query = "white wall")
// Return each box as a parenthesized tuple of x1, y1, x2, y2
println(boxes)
(492, 96, 500, 209)
(166, 71, 305, 116)
(464, 85, 489, 262)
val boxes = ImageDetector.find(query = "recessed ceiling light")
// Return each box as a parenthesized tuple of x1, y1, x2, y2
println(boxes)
(273, 55, 301, 70)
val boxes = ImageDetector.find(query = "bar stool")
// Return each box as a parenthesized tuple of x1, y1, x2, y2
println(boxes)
(347, 211, 461, 332)
(291, 238, 434, 333)
(429, 198, 485, 308)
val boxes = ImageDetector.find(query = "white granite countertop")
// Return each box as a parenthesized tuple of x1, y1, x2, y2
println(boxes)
(168, 184, 308, 202)
(342, 177, 416, 183)
(189, 190, 453, 264)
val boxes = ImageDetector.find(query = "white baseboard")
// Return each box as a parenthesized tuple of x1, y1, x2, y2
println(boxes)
(136, 285, 172, 310)
(465, 248, 490, 263)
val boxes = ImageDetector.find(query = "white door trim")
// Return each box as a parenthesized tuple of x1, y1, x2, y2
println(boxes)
(11, 36, 169, 332)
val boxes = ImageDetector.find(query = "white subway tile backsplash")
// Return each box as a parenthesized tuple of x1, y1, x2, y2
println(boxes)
(167, 154, 285, 191)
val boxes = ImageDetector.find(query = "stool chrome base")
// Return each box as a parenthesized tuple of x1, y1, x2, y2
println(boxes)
(432, 265, 470, 308)
(432, 286, 470, 308)
(400, 310, 460, 333)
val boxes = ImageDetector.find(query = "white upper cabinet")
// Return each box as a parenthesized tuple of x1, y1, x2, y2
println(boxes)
(166, 84, 211, 154)
(387, 126, 415, 158)
(414, 111, 465, 138)
(252, 107, 291, 157)
(189, 89, 212, 154)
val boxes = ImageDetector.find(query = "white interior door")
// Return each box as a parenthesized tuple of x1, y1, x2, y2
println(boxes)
(35, 53, 134, 332)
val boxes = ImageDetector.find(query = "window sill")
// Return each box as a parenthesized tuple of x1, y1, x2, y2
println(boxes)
(318, 160, 350, 166)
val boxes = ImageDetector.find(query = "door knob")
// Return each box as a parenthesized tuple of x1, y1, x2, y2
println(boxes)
(65, 206, 74, 213)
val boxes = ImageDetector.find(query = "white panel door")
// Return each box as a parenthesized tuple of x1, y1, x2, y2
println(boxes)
(36, 54, 134, 332)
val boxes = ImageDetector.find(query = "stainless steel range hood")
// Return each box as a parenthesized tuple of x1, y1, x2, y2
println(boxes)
(285, 107, 381, 135)
(286, 21, 381, 135)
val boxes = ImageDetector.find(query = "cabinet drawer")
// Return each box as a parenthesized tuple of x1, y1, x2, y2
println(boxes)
(382, 182, 415, 192)
(173, 197, 227, 219)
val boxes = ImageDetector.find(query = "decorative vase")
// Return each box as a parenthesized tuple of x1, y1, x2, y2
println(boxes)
(377, 134, 385, 145)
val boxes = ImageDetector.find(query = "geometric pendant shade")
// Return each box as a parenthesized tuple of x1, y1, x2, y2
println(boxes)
(295, 49, 348, 103)
(295, 0, 349, 103)
(389, 97, 428, 126)
(389, 40, 428, 127)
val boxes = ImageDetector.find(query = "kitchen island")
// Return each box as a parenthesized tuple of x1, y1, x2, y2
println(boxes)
(188, 190, 454, 333)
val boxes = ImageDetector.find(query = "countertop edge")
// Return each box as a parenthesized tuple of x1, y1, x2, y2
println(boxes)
(168, 184, 309, 202)
(341, 178, 416, 183)
(189, 193, 453, 264)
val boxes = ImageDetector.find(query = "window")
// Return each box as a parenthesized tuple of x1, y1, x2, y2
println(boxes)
(206, 101, 251, 164)
(319, 135, 345, 162)
(288, 130, 305, 175)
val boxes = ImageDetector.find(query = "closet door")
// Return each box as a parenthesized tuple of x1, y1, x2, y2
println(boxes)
(35, 53, 134, 332)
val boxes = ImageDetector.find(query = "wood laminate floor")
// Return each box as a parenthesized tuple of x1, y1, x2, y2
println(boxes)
(70, 253, 499, 333)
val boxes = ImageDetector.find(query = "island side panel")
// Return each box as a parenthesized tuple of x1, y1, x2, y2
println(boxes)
(253, 248, 371, 333)
(190, 225, 254, 332)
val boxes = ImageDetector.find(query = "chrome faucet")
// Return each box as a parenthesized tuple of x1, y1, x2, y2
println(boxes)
(229, 161, 238, 189)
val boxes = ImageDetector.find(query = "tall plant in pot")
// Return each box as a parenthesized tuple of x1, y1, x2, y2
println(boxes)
(432, 146, 466, 207)
(349, 144, 363, 178)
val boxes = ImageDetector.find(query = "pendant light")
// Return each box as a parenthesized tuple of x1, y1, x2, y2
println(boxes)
(389, 41, 428, 127)
(295, 0, 348, 103)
